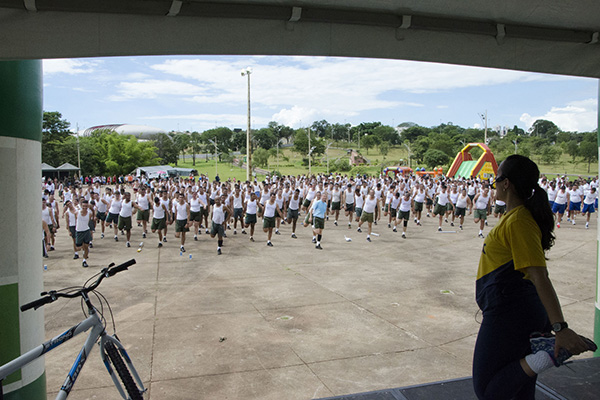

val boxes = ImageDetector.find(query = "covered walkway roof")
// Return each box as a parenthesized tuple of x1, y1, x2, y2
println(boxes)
(0, 1, 598, 78)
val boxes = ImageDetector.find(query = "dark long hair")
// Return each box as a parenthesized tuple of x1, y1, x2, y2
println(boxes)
(501, 155, 555, 251)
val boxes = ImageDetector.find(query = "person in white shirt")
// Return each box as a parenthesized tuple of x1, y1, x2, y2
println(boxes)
(118, 192, 142, 248)
(67, 199, 93, 268)
(151, 196, 168, 246)
(473, 185, 492, 238)
(174, 192, 191, 252)
(136, 186, 152, 238)
(434, 184, 454, 232)
(567, 183, 583, 225)
(211, 194, 233, 255)
(42, 198, 57, 251)
(395, 191, 413, 238)
(582, 187, 598, 229)
(357, 189, 380, 242)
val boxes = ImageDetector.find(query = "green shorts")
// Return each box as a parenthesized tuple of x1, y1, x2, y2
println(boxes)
(390, 208, 397, 217)
(454, 207, 466, 217)
(433, 204, 446, 216)
(287, 208, 299, 220)
(345, 203, 354, 212)
(263, 216, 275, 229)
(75, 229, 92, 247)
(474, 209, 487, 220)
(211, 221, 225, 237)
(175, 219, 189, 232)
(151, 217, 166, 231)
(96, 211, 106, 221)
(331, 201, 341, 211)
(234, 208, 244, 219)
(355, 207, 363, 218)
(117, 216, 132, 231)
(245, 213, 257, 225)
(302, 199, 311, 208)
(136, 209, 150, 222)
(201, 207, 209, 217)
(447, 203, 454, 212)
(360, 211, 374, 223)
(190, 211, 202, 222)
(397, 210, 410, 220)
(494, 204, 507, 214)
(414, 201, 423, 212)
(384, 204, 389, 213)
(314, 216, 325, 229)
(106, 213, 119, 224)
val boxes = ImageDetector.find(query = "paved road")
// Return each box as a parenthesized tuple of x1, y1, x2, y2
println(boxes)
(39, 211, 597, 399)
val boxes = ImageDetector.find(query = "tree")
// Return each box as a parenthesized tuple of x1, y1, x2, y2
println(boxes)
(292, 128, 325, 161)
(153, 133, 179, 165)
(373, 125, 399, 145)
(423, 149, 450, 169)
(361, 135, 380, 154)
(42, 111, 72, 165)
(402, 125, 428, 143)
(379, 141, 390, 157)
(541, 145, 562, 164)
(311, 120, 332, 138)
(331, 123, 351, 142)
(201, 127, 233, 161)
(190, 131, 202, 166)
(171, 132, 191, 163)
(579, 141, 597, 173)
(99, 132, 160, 175)
(253, 127, 277, 149)
(253, 147, 270, 168)
(530, 119, 559, 141)
(565, 140, 580, 162)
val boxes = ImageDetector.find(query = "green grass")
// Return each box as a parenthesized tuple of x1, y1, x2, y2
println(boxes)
(173, 146, 599, 181)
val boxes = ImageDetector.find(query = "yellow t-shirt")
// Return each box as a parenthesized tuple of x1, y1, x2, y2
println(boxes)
(476, 205, 546, 314)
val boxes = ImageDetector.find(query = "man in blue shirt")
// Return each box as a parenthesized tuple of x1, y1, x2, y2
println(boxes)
(309, 191, 328, 249)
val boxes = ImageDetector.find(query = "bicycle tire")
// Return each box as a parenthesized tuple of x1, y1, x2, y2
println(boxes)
(104, 341, 144, 400)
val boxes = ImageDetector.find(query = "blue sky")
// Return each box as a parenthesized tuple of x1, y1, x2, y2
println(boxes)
(43, 55, 598, 134)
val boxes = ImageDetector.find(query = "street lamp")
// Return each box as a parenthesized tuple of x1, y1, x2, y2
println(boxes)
(241, 67, 252, 181)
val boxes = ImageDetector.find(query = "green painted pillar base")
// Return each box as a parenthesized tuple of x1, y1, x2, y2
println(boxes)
(595, 307, 600, 357)
(3, 373, 45, 400)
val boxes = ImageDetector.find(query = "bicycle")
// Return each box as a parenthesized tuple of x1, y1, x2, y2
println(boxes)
(0, 259, 146, 400)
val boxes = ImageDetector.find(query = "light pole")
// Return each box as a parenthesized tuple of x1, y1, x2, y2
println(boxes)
(241, 67, 252, 181)
(76, 123, 81, 176)
(479, 110, 488, 144)
(208, 138, 218, 177)
(308, 127, 311, 175)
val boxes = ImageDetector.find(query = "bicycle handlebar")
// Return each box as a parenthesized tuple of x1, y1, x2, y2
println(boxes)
(20, 259, 137, 312)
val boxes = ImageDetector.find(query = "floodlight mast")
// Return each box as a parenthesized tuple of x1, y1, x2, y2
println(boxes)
(241, 68, 252, 181)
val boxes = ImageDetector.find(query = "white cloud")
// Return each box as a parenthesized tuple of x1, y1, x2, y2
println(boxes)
(108, 79, 206, 101)
(520, 98, 598, 132)
(43, 59, 98, 75)
(139, 113, 270, 132)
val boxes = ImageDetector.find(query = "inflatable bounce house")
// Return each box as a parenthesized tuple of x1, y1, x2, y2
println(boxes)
(383, 166, 413, 177)
(447, 143, 498, 180)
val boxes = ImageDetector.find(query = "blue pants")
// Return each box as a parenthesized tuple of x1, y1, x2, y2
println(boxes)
(473, 294, 550, 399)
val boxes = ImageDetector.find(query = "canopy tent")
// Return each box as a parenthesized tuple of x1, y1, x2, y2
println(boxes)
(41, 162, 56, 172)
(56, 162, 80, 171)
(134, 165, 198, 179)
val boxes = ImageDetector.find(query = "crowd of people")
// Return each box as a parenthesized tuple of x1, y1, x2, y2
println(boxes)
(40, 170, 599, 268)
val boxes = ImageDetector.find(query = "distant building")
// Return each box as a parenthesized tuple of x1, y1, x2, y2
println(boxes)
(78, 124, 167, 140)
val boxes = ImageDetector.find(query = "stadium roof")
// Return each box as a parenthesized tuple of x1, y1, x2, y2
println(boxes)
(0, 1, 598, 78)
(81, 124, 167, 140)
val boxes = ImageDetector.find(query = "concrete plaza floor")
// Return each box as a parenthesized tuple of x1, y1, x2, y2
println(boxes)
(38, 212, 598, 399)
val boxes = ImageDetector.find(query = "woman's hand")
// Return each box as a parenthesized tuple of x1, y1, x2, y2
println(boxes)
(555, 328, 594, 358)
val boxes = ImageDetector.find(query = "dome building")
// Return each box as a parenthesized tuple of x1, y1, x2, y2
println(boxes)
(79, 124, 167, 140)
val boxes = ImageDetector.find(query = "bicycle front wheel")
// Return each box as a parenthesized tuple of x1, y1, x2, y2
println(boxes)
(104, 341, 144, 400)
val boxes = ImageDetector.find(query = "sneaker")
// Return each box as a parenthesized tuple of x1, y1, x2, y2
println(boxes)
(459, 225, 463, 230)
(291, 233, 297, 238)
(392, 227, 397, 232)
(82, 260, 88, 268)
(528, 335, 573, 367)
(206, 229, 209, 234)
(388, 223, 391, 228)
(478, 233, 485, 238)
(163, 237, 168, 242)
(101, 233, 104, 239)
(417, 222, 422, 226)
(586, 222, 589, 229)
(567, 218, 571, 222)
(234, 230, 237, 235)
(267, 241, 273, 247)
(334, 220, 338, 226)
(89, 242, 94, 248)
(142, 232, 146, 238)
(242, 230, 247, 234)
(426, 213, 430, 217)
(326, 216, 329, 221)
(374, 221, 377, 225)
(485, 221, 488, 226)
(217, 248, 222, 255)
(366, 236, 371, 242)
(194, 235, 198, 241)
(126, 241, 131, 248)
(444, 218, 448, 223)
(572, 220, 576, 225)
(275, 230, 281, 235)
(402, 232, 406, 239)
(73, 254, 79, 259)
(50, 246, 55, 251)
(250, 236, 255, 242)
(438, 227, 442, 232)
(114, 236, 119, 242)
(180, 246, 185, 252)
(357, 227, 362, 233)
(450, 222, 454, 227)
(414, 218, 417, 223)
(121, 230, 125, 235)
(348, 223, 351, 229)
(137, 222, 142, 227)
(222, 232, 227, 238)
(312, 237, 317, 243)
(158, 242, 163, 248)
(315, 244, 323, 250)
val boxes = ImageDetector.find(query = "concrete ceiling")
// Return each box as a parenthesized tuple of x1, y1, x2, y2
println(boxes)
(0, 1, 599, 77)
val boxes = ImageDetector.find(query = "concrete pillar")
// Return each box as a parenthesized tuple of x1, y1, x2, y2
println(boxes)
(0, 60, 46, 399)
(596, 79, 600, 357)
